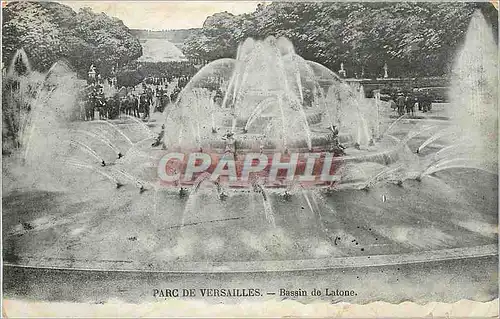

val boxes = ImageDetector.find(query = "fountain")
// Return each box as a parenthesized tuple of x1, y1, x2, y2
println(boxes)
(2, 49, 44, 153)
(2, 14, 497, 284)
(417, 9, 498, 179)
(162, 36, 401, 187)
(7, 48, 32, 77)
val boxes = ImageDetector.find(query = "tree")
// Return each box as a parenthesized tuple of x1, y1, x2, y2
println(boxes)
(2, 1, 142, 77)
(2, 2, 62, 71)
(181, 2, 497, 77)
(183, 12, 244, 61)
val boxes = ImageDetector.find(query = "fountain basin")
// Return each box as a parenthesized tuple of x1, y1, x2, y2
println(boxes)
(2, 168, 497, 269)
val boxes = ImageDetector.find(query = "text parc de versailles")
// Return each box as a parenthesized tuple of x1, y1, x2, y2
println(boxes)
(153, 288, 357, 298)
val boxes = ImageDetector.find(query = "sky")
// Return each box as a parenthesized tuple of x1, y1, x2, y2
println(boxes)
(58, 1, 267, 30)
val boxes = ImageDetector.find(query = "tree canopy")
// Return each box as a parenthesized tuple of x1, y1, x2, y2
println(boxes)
(2, 1, 142, 77)
(182, 2, 498, 77)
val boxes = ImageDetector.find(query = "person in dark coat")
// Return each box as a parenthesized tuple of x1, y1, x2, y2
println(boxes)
(422, 92, 432, 112)
(396, 94, 406, 116)
(405, 95, 415, 116)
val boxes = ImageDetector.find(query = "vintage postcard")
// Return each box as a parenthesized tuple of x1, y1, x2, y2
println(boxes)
(2, 1, 498, 317)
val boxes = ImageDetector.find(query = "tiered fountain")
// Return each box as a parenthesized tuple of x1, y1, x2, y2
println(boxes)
(165, 36, 388, 151)
(159, 36, 403, 189)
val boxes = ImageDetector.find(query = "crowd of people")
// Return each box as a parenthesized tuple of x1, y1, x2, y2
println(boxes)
(389, 92, 433, 117)
(82, 84, 172, 121)
(81, 64, 435, 130)
(80, 64, 198, 121)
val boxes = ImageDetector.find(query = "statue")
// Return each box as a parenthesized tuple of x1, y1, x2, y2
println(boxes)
(222, 131, 236, 156)
(339, 62, 346, 78)
(88, 64, 97, 85)
(327, 125, 345, 156)
(151, 124, 166, 149)
(88, 64, 96, 77)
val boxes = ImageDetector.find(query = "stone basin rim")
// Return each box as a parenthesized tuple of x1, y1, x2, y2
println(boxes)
(3, 244, 496, 274)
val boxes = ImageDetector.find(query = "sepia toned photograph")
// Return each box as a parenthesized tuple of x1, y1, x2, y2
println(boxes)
(2, 1, 498, 317)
